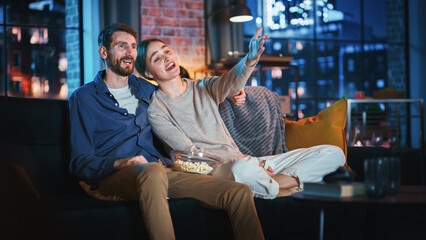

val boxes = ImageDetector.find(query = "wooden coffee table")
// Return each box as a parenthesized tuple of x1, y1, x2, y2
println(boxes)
(291, 185, 426, 240)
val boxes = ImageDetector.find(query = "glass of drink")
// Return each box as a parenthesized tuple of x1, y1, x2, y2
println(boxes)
(387, 157, 401, 195)
(364, 158, 389, 198)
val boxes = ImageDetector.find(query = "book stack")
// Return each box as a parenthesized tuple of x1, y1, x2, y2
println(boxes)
(303, 182, 366, 198)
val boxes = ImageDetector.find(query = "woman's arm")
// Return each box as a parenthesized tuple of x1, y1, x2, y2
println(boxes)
(204, 27, 269, 104)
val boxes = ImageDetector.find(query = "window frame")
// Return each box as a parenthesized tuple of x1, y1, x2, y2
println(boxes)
(1, 0, 84, 99)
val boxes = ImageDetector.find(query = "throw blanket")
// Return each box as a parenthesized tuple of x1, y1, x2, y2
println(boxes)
(219, 86, 288, 157)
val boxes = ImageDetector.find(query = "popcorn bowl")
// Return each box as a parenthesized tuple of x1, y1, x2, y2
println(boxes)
(171, 150, 219, 175)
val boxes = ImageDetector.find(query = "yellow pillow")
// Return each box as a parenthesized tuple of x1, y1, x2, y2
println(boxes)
(285, 98, 348, 164)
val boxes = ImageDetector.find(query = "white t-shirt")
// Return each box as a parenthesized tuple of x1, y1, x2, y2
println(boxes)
(108, 85, 140, 115)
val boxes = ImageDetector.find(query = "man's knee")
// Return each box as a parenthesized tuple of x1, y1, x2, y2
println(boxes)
(223, 181, 253, 202)
(134, 162, 167, 187)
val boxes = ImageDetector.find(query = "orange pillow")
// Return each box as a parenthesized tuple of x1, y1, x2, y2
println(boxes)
(285, 98, 348, 165)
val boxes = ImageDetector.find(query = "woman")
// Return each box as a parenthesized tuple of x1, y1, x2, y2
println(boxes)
(136, 27, 345, 199)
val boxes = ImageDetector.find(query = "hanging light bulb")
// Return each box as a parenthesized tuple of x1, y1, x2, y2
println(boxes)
(229, 0, 253, 23)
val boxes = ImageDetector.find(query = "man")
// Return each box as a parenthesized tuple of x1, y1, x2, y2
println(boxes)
(68, 23, 264, 240)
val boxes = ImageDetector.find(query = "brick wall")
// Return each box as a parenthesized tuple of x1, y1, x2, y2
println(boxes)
(386, 0, 406, 92)
(65, 0, 81, 98)
(140, 0, 205, 77)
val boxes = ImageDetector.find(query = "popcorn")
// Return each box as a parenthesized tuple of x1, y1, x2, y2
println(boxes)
(174, 159, 213, 175)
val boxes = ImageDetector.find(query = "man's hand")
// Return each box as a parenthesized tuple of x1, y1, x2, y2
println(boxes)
(232, 89, 246, 106)
(246, 27, 269, 67)
(259, 161, 275, 178)
(114, 155, 149, 170)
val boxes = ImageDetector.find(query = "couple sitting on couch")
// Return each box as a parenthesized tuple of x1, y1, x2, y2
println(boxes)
(68, 23, 345, 240)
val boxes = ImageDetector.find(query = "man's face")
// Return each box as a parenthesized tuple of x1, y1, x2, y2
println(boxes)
(105, 31, 137, 76)
(145, 41, 180, 82)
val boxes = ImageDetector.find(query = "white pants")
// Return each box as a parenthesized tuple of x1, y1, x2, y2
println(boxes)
(212, 145, 346, 199)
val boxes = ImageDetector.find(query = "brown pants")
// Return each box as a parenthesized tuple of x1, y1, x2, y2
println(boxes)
(95, 162, 264, 240)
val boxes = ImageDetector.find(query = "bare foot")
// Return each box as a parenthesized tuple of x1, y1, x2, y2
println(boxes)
(276, 188, 301, 197)
(273, 174, 299, 189)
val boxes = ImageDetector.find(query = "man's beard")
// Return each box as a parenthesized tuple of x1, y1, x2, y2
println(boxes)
(107, 56, 134, 76)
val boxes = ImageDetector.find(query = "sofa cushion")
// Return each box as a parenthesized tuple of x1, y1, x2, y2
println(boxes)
(285, 97, 348, 165)
(0, 97, 68, 145)
(0, 97, 74, 196)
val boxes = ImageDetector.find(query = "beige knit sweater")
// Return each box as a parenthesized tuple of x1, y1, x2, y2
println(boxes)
(147, 56, 255, 161)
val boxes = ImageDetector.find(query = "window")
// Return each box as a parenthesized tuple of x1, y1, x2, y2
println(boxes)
(243, 0, 407, 117)
(1, 0, 82, 99)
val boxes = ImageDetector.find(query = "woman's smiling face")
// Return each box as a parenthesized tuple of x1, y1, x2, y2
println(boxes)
(144, 41, 180, 81)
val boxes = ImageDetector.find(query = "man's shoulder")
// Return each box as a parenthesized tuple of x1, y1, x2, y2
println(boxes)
(129, 75, 157, 99)
(131, 75, 157, 89)
(69, 82, 97, 102)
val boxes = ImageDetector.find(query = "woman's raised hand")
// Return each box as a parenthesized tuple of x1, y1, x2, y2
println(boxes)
(246, 27, 269, 67)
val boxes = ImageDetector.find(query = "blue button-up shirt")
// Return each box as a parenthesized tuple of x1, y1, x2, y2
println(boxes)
(68, 70, 172, 186)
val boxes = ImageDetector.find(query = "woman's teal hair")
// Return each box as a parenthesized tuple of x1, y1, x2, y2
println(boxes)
(135, 38, 164, 80)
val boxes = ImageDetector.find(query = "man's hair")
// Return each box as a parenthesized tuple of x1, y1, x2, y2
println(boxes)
(135, 38, 165, 80)
(98, 23, 137, 49)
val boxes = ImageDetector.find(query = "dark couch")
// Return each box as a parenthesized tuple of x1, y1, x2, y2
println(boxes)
(1, 96, 421, 240)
